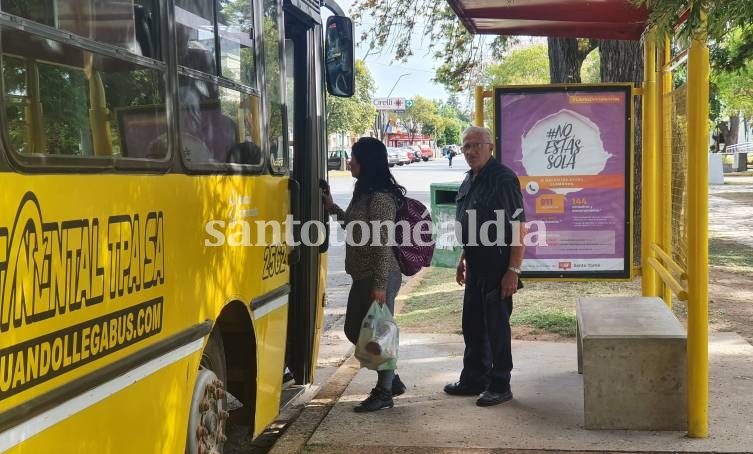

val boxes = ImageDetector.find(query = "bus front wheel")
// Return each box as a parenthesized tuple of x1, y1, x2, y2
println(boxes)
(186, 330, 228, 454)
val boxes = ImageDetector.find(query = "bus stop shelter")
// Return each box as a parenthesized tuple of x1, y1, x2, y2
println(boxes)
(447, 0, 710, 438)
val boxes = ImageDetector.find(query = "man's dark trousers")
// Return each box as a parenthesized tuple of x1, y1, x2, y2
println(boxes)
(459, 268, 513, 393)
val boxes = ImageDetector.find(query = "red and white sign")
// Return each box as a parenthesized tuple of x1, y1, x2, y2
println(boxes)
(373, 97, 406, 111)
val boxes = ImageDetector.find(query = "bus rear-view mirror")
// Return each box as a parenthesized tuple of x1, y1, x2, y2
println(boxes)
(324, 16, 354, 97)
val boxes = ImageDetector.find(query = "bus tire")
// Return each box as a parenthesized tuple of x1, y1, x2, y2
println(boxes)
(186, 329, 228, 454)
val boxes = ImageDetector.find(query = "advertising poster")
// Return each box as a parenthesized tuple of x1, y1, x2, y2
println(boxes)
(495, 85, 632, 278)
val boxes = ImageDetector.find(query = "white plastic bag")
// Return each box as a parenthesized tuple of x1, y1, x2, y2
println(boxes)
(354, 301, 399, 370)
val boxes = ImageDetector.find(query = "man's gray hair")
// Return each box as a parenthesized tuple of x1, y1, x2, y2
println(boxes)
(462, 126, 493, 144)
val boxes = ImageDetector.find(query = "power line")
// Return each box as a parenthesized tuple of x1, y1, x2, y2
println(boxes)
(365, 60, 437, 74)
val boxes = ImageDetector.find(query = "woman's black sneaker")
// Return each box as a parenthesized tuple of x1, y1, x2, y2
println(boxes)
(354, 387, 394, 412)
(392, 374, 407, 396)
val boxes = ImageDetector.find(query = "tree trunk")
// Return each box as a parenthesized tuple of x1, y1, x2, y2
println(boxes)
(547, 37, 596, 83)
(717, 121, 730, 151)
(728, 114, 740, 146)
(598, 40, 643, 83)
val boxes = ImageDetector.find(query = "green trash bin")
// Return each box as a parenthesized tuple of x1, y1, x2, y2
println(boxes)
(430, 182, 462, 268)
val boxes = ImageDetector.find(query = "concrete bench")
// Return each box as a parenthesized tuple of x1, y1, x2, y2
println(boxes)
(576, 296, 687, 430)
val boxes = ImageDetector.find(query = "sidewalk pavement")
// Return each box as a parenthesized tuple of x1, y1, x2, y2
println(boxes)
(273, 332, 753, 453)
(709, 176, 753, 248)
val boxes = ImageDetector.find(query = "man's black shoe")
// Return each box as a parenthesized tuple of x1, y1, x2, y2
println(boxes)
(476, 390, 513, 407)
(392, 374, 407, 396)
(443, 381, 484, 396)
(354, 387, 394, 412)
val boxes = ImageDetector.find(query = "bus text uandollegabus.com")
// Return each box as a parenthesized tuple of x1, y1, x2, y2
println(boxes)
(0, 192, 167, 400)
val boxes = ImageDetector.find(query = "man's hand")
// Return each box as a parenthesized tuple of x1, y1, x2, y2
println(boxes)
(371, 289, 386, 305)
(456, 259, 466, 286)
(500, 271, 518, 298)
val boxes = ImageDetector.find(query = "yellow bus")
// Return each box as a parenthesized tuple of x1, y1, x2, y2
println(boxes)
(0, 0, 353, 452)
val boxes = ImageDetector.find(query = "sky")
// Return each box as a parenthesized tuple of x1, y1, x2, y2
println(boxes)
(332, 0, 452, 102)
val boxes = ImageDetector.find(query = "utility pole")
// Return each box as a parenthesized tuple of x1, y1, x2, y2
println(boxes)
(387, 73, 410, 98)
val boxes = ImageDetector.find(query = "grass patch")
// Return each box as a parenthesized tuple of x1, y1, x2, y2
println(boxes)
(397, 267, 640, 339)
(723, 171, 753, 178)
(395, 268, 463, 334)
(510, 310, 577, 337)
(709, 236, 753, 269)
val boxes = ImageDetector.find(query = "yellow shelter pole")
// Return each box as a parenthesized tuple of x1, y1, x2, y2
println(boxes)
(249, 96, 262, 145)
(661, 37, 673, 307)
(474, 85, 484, 127)
(686, 15, 710, 439)
(24, 60, 46, 154)
(641, 30, 659, 297)
(88, 71, 113, 156)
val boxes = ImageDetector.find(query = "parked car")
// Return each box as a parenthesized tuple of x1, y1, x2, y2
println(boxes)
(392, 147, 411, 165)
(408, 145, 422, 163)
(327, 149, 350, 170)
(386, 147, 400, 167)
(404, 149, 414, 163)
(418, 145, 433, 161)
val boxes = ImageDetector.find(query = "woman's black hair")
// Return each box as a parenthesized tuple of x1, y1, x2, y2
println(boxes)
(351, 137, 406, 201)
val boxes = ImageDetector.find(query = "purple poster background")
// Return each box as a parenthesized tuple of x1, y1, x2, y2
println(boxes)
(496, 86, 631, 277)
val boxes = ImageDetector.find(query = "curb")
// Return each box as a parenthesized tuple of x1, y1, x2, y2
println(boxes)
(267, 355, 361, 454)
(395, 267, 428, 315)
(266, 269, 427, 454)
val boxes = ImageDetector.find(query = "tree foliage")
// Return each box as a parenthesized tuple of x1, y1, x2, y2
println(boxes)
(326, 60, 376, 137)
(435, 99, 465, 145)
(350, 1, 645, 90)
(394, 96, 466, 145)
(398, 96, 435, 137)
(581, 49, 602, 83)
(350, 0, 511, 91)
(480, 44, 549, 125)
(634, 1, 753, 43)
(486, 44, 550, 85)
(708, 28, 753, 146)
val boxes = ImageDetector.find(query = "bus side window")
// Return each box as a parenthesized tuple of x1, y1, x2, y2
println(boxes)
(217, 0, 256, 87)
(175, 0, 216, 75)
(1, 1, 168, 162)
(134, 2, 161, 60)
(176, 76, 263, 168)
(262, 0, 288, 174)
(1, 27, 168, 160)
(2, 0, 161, 59)
(226, 93, 263, 165)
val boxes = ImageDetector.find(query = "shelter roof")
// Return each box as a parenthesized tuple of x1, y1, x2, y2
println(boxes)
(446, 0, 649, 40)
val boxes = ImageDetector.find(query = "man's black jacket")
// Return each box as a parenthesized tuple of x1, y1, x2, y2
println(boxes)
(455, 157, 526, 277)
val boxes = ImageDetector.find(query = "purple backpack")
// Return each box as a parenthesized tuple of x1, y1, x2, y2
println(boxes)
(394, 197, 435, 276)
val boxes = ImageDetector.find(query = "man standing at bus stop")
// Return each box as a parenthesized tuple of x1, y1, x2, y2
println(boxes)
(444, 126, 526, 407)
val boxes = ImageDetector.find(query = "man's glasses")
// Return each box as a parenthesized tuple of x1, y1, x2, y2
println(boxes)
(461, 142, 492, 152)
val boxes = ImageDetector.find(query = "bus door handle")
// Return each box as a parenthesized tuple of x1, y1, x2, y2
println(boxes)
(318, 180, 330, 254)
(288, 178, 301, 266)
(319, 216, 330, 254)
